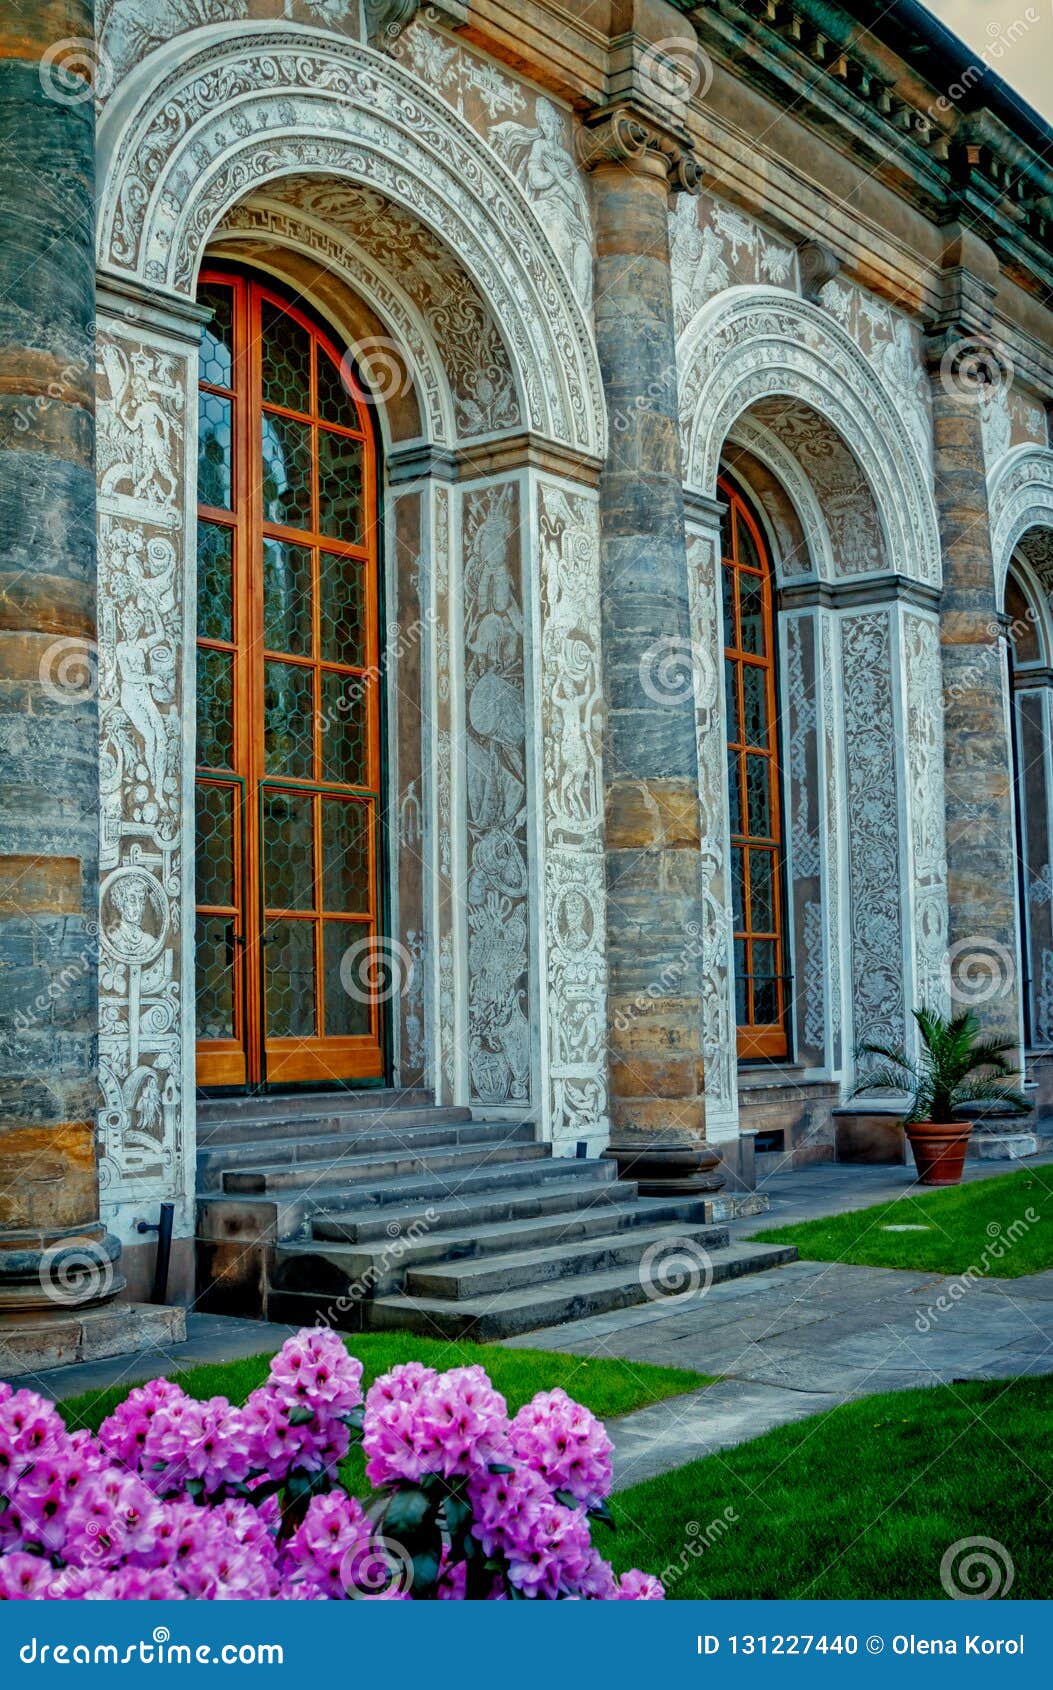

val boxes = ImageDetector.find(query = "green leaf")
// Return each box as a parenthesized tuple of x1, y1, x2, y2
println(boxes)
(288, 1404, 314, 1426)
(488, 1462, 514, 1475)
(588, 1497, 616, 1531)
(444, 1494, 472, 1536)
(383, 1486, 433, 1538)
(409, 1549, 441, 1598)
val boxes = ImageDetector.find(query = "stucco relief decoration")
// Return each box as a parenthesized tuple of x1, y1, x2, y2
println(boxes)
(818, 277, 933, 476)
(670, 196, 795, 336)
(264, 178, 520, 437)
(96, 326, 189, 1209)
(902, 613, 949, 1011)
(782, 614, 826, 1065)
(840, 611, 906, 1055)
(491, 100, 593, 314)
(989, 447, 1053, 600)
(677, 289, 941, 588)
(462, 484, 531, 1107)
(97, 1, 249, 97)
(819, 614, 843, 1059)
(96, 30, 606, 459)
(685, 528, 735, 1129)
(537, 483, 608, 1140)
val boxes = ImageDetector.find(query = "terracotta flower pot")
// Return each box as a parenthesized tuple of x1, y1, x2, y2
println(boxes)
(904, 1120, 973, 1186)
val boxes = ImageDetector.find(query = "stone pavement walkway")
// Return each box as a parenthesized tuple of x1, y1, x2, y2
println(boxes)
(515, 1156, 1053, 1489)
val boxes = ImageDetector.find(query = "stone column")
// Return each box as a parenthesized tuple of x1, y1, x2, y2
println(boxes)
(580, 55, 724, 1193)
(925, 229, 1023, 1048)
(0, 4, 128, 1352)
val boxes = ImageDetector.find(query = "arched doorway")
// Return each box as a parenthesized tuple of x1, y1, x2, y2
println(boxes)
(719, 476, 789, 1060)
(193, 271, 384, 1089)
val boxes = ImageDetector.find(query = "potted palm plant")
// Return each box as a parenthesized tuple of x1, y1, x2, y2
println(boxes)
(853, 1007, 1028, 1186)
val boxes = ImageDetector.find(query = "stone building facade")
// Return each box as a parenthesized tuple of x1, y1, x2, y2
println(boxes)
(2, 0, 1053, 1335)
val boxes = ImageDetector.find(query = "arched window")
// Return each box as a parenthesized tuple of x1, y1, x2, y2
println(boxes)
(194, 272, 383, 1088)
(719, 478, 789, 1061)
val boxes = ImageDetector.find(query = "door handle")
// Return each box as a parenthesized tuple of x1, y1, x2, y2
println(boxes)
(225, 924, 245, 970)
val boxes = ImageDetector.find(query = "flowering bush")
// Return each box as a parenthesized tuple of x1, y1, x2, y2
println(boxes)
(0, 1330, 662, 1601)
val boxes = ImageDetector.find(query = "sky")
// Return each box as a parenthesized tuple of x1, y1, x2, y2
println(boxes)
(923, 0, 1053, 123)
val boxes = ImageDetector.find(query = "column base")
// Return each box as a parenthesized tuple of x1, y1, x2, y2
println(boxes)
(0, 1225, 125, 1315)
(603, 1142, 728, 1196)
(0, 1301, 187, 1380)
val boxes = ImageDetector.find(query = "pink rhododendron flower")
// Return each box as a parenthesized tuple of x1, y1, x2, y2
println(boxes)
(509, 1388, 613, 1507)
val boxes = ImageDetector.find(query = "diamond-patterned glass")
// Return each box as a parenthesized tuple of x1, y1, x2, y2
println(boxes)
(263, 660, 314, 778)
(317, 431, 364, 544)
(321, 798, 371, 912)
(749, 848, 775, 934)
(745, 754, 771, 839)
(196, 915, 236, 1040)
(323, 921, 371, 1037)
(752, 939, 778, 1022)
(197, 522, 233, 643)
(263, 538, 313, 657)
(316, 349, 361, 433)
(197, 648, 234, 769)
(265, 919, 316, 1037)
(738, 573, 765, 656)
(198, 284, 234, 389)
(198, 392, 233, 510)
(319, 551, 366, 667)
(262, 413, 312, 530)
(195, 783, 235, 908)
(319, 670, 369, 787)
(263, 789, 315, 911)
(741, 663, 768, 746)
(260, 298, 312, 414)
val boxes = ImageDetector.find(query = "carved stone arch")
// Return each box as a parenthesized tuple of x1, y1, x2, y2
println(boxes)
(990, 445, 1053, 604)
(678, 286, 941, 586)
(723, 416, 832, 581)
(209, 195, 459, 449)
(95, 24, 607, 459)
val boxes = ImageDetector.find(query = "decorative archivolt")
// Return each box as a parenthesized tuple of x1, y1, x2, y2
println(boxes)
(96, 24, 606, 458)
(678, 287, 941, 587)
(989, 445, 1053, 602)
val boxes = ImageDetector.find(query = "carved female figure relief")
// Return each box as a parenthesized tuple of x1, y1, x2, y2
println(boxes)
(492, 98, 592, 310)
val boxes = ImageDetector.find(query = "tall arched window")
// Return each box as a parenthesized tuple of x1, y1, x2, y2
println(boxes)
(194, 272, 383, 1089)
(720, 478, 789, 1061)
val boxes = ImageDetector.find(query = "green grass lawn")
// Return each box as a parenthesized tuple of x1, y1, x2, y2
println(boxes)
(57, 1331, 712, 1438)
(749, 1166, 1053, 1277)
(607, 1375, 1053, 1599)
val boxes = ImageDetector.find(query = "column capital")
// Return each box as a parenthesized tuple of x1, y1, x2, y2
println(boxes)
(922, 222, 1001, 369)
(578, 102, 701, 191)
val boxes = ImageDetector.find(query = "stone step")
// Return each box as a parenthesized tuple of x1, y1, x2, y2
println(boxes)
(223, 1140, 552, 1196)
(404, 1222, 732, 1301)
(275, 1199, 725, 1298)
(198, 1118, 533, 1182)
(366, 1241, 800, 1340)
(302, 1153, 616, 1221)
(311, 1184, 696, 1246)
(197, 1098, 463, 1148)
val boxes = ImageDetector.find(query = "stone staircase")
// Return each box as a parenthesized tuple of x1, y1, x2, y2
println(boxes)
(195, 1091, 797, 1340)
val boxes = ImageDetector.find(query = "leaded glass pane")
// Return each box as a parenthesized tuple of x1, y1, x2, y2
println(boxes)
(734, 939, 748, 1022)
(738, 573, 765, 656)
(196, 648, 234, 769)
(317, 431, 364, 545)
(263, 538, 313, 657)
(317, 349, 361, 433)
(752, 939, 778, 1023)
(745, 754, 771, 838)
(196, 915, 235, 1041)
(727, 750, 742, 836)
(725, 659, 740, 743)
(265, 919, 316, 1037)
(263, 660, 314, 778)
(319, 670, 369, 787)
(721, 562, 736, 644)
(749, 848, 775, 934)
(198, 285, 234, 388)
(261, 298, 312, 414)
(195, 784, 234, 908)
(198, 392, 233, 510)
(741, 663, 768, 746)
(197, 522, 233, 642)
(323, 921, 371, 1037)
(736, 517, 761, 573)
(321, 798, 371, 912)
(263, 789, 314, 910)
(731, 845, 746, 932)
(262, 412, 312, 530)
(320, 551, 366, 668)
